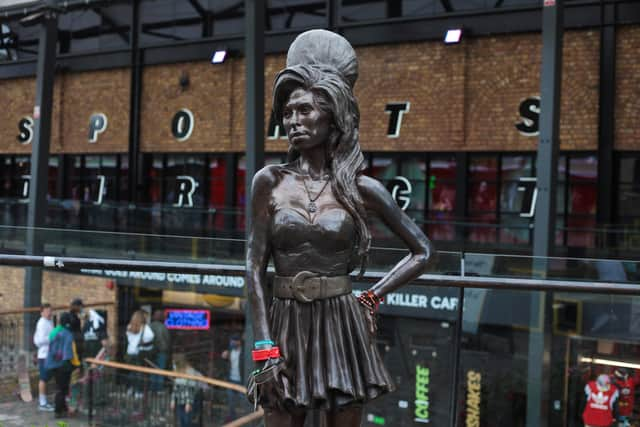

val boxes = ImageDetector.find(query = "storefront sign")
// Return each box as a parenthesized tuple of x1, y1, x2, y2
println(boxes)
(466, 370, 482, 427)
(385, 102, 410, 137)
(88, 113, 108, 143)
(269, 103, 413, 140)
(388, 176, 412, 211)
(517, 177, 537, 218)
(268, 112, 288, 140)
(17, 116, 33, 144)
(165, 309, 210, 330)
(515, 96, 540, 136)
(171, 108, 194, 141)
(173, 175, 200, 207)
(79, 268, 245, 296)
(354, 284, 459, 321)
(414, 364, 430, 423)
(20, 175, 30, 198)
(13, 97, 548, 148)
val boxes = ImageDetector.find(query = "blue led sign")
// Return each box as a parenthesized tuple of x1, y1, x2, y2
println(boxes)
(165, 309, 210, 330)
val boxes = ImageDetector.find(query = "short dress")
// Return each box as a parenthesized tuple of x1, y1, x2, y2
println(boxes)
(268, 206, 394, 410)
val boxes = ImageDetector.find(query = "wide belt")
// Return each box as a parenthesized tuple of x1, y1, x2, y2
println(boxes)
(273, 271, 352, 303)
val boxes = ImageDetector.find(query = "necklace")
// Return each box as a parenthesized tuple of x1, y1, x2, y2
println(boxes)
(301, 176, 330, 213)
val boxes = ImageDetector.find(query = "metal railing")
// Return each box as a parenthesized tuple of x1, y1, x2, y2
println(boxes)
(84, 358, 263, 427)
(0, 252, 636, 293)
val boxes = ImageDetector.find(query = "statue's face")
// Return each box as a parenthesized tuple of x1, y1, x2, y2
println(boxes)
(282, 88, 331, 152)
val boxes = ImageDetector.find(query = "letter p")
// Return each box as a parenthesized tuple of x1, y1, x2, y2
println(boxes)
(88, 113, 108, 143)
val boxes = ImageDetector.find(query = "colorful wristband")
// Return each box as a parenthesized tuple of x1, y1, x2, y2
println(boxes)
(252, 346, 281, 362)
(254, 340, 274, 349)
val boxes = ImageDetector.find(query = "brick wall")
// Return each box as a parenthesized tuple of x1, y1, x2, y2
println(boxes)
(465, 30, 600, 152)
(1, 27, 638, 154)
(0, 69, 130, 155)
(0, 77, 62, 155)
(57, 68, 130, 154)
(615, 25, 640, 150)
(140, 61, 233, 153)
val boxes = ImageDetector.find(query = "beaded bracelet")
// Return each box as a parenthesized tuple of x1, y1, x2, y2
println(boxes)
(358, 290, 383, 312)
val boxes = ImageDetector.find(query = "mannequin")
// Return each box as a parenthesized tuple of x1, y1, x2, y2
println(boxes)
(583, 374, 619, 427)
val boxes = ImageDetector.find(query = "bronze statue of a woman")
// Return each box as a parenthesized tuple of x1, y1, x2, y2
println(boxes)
(246, 29, 434, 427)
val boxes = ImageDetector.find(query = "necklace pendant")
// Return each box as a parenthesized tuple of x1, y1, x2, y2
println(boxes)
(308, 201, 317, 213)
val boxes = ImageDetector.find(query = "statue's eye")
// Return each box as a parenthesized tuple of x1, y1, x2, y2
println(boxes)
(299, 105, 311, 114)
(283, 109, 292, 119)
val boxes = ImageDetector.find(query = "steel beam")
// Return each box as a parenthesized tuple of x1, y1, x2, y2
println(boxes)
(93, 7, 129, 44)
(530, 2, 564, 426)
(243, 0, 265, 385)
(534, 1, 563, 263)
(327, 0, 340, 30)
(23, 1, 58, 351)
(597, 3, 616, 234)
(128, 0, 141, 205)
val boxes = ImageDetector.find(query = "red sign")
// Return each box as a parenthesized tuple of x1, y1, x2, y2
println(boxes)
(544, 0, 555, 6)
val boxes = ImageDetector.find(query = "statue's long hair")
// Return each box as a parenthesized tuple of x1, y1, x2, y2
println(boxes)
(273, 64, 370, 276)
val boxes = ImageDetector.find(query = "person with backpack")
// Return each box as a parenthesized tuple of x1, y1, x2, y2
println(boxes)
(45, 312, 81, 419)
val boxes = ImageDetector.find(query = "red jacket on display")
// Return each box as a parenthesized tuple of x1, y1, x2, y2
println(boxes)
(613, 375, 635, 417)
(582, 380, 619, 427)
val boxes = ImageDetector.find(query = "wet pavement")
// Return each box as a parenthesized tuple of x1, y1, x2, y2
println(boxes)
(0, 400, 89, 427)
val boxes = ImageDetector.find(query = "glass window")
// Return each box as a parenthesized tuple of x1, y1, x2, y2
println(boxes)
(618, 184, 640, 217)
(400, 157, 426, 226)
(469, 156, 498, 181)
(427, 155, 457, 243)
(469, 182, 497, 212)
(569, 155, 598, 182)
(619, 157, 640, 184)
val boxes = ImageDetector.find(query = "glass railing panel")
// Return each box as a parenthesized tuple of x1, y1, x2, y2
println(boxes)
(465, 252, 640, 283)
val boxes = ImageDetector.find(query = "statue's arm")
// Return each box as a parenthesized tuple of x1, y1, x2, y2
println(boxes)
(358, 175, 434, 298)
(246, 166, 277, 342)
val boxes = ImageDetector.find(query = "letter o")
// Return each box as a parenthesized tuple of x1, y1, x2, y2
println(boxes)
(172, 108, 195, 141)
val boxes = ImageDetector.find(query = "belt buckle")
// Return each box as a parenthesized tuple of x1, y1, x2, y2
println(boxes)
(291, 271, 319, 303)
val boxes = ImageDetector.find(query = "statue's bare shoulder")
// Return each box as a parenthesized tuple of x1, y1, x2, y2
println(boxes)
(356, 174, 392, 210)
(252, 163, 291, 190)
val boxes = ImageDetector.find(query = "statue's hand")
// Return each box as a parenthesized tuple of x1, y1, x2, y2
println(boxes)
(246, 357, 284, 409)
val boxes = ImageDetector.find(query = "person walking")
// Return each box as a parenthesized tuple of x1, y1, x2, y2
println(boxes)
(149, 309, 171, 391)
(45, 312, 81, 419)
(33, 303, 54, 411)
(170, 353, 203, 427)
(125, 310, 155, 397)
(221, 335, 244, 421)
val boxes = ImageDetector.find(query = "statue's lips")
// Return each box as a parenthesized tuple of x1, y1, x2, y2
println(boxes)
(289, 132, 308, 141)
